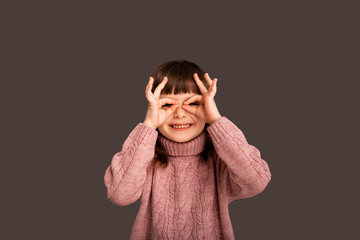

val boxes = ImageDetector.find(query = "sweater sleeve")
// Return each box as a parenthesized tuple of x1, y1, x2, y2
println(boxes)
(207, 116, 272, 203)
(104, 123, 158, 206)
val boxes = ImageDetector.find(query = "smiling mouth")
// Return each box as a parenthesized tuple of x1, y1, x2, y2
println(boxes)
(170, 124, 193, 129)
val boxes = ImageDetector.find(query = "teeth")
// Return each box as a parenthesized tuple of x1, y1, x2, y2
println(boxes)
(171, 124, 191, 129)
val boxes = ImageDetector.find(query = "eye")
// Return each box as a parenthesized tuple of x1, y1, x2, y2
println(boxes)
(162, 104, 172, 108)
(189, 102, 200, 106)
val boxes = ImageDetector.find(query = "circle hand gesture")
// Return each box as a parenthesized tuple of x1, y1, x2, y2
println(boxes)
(143, 76, 179, 129)
(181, 73, 222, 125)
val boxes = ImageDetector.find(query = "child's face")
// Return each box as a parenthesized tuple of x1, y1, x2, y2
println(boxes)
(158, 92, 206, 143)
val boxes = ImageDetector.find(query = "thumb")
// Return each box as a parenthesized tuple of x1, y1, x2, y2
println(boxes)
(181, 104, 196, 115)
(165, 104, 179, 116)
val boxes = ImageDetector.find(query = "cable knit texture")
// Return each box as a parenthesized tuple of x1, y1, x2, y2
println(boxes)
(104, 116, 272, 240)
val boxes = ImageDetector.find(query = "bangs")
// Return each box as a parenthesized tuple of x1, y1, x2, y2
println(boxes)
(161, 76, 202, 95)
(150, 59, 209, 95)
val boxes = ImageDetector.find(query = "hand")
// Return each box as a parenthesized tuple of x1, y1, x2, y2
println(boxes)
(143, 76, 179, 129)
(181, 73, 222, 125)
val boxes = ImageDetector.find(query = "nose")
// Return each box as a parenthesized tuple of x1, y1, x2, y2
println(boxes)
(174, 104, 186, 118)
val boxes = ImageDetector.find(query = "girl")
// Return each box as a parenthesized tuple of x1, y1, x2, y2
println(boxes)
(104, 59, 272, 240)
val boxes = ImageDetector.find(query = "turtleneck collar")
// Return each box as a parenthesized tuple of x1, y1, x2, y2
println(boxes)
(157, 130, 207, 157)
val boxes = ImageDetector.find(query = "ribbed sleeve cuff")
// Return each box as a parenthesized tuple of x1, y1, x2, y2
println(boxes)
(206, 116, 241, 145)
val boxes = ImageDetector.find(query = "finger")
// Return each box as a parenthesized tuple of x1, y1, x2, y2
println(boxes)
(145, 77, 154, 98)
(204, 73, 213, 89)
(145, 77, 151, 91)
(183, 95, 203, 105)
(166, 104, 179, 115)
(159, 98, 178, 106)
(181, 104, 197, 115)
(154, 77, 168, 98)
(209, 78, 217, 95)
(193, 73, 208, 94)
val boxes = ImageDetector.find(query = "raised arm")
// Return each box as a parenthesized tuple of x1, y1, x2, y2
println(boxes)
(104, 123, 158, 206)
(207, 117, 272, 203)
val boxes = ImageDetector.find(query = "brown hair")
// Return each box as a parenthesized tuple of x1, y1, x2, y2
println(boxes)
(147, 59, 216, 172)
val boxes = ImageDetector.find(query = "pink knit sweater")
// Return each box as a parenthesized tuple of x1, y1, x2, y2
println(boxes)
(104, 116, 271, 240)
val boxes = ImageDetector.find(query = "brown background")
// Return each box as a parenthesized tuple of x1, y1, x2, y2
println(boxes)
(2, 0, 359, 239)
